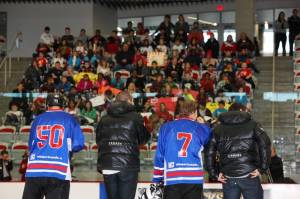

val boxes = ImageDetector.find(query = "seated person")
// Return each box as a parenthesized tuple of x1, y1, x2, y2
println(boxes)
(0, 150, 13, 182)
(157, 102, 173, 122)
(214, 89, 231, 103)
(67, 50, 81, 70)
(4, 102, 23, 127)
(111, 72, 125, 90)
(76, 74, 94, 92)
(213, 100, 228, 118)
(56, 76, 73, 94)
(148, 61, 165, 81)
(200, 72, 215, 97)
(80, 101, 99, 124)
(236, 62, 256, 89)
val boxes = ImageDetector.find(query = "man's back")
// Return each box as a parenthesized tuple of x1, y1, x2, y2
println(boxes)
(26, 109, 84, 181)
(153, 119, 211, 186)
(96, 101, 149, 171)
(206, 111, 271, 177)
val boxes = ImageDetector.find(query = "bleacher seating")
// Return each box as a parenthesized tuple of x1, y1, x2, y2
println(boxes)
(17, 125, 31, 142)
(0, 126, 16, 144)
(80, 125, 95, 144)
(72, 143, 90, 165)
(11, 142, 28, 164)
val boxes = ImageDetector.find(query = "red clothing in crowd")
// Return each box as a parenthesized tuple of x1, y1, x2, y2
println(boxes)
(133, 54, 147, 66)
(36, 57, 48, 67)
(221, 41, 237, 54)
(94, 79, 109, 90)
(19, 158, 28, 182)
(77, 79, 94, 92)
(238, 68, 252, 78)
(188, 32, 204, 44)
(200, 77, 215, 96)
(157, 111, 173, 122)
(105, 42, 119, 54)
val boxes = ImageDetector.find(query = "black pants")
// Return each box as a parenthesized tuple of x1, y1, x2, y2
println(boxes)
(289, 32, 297, 56)
(275, 33, 287, 55)
(163, 184, 203, 199)
(103, 171, 138, 199)
(22, 177, 70, 199)
(223, 177, 263, 199)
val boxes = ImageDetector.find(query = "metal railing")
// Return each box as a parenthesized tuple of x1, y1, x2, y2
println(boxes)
(0, 32, 22, 88)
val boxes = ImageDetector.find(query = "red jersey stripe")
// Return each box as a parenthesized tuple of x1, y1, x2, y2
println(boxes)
(153, 170, 164, 175)
(166, 171, 205, 177)
(27, 164, 68, 172)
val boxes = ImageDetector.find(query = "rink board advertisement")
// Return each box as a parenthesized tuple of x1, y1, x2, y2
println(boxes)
(0, 182, 300, 199)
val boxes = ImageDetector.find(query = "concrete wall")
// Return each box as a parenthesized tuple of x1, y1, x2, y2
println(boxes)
(117, 0, 299, 18)
(93, 4, 117, 35)
(0, 2, 94, 57)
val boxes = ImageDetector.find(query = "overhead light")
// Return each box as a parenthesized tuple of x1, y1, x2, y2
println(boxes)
(188, 16, 217, 26)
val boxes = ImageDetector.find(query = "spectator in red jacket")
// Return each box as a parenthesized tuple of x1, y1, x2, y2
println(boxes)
(188, 21, 204, 46)
(221, 34, 237, 56)
(237, 62, 255, 89)
(157, 102, 173, 122)
(77, 74, 94, 92)
(19, 151, 28, 182)
(200, 72, 215, 96)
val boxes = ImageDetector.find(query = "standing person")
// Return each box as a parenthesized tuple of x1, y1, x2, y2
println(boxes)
(22, 94, 85, 199)
(274, 12, 288, 56)
(96, 91, 150, 199)
(153, 101, 211, 199)
(288, 9, 300, 56)
(0, 150, 13, 182)
(269, 147, 284, 183)
(205, 103, 271, 199)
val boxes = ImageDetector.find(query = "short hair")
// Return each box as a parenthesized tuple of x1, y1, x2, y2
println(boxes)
(228, 103, 247, 112)
(177, 101, 197, 117)
(115, 91, 132, 102)
(1, 150, 8, 156)
(218, 100, 225, 106)
(44, 26, 50, 31)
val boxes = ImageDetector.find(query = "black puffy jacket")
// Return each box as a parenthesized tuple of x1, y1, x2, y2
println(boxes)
(96, 102, 150, 172)
(205, 111, 271, 178)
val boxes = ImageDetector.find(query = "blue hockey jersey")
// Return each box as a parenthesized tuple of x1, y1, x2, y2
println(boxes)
(153, 118, 211, 186)
(25, 108, 84, 181)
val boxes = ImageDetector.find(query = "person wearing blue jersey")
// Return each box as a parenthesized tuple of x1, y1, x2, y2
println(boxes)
(22, 93, 84, 199)
(153, 101, 211, 199)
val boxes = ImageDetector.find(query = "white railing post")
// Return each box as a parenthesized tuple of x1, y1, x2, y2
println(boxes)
(9, 55, 11, 78)
(4, 59, 7, 88)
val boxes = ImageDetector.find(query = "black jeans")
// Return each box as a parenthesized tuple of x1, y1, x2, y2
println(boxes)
(275, 33, 287, 55)
(22, 177, 70, 199)
(223, 176, 263, 199)
(164, 184, 203, 199)
(103, 170, 138, 199)
(289, 32, 297, 56)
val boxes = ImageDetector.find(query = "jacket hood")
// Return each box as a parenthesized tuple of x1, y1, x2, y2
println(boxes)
(218, 111, 251, 125)
(107, 101, 135, 116)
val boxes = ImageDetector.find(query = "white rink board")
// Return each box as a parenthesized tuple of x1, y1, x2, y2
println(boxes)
(1, 182, 300, 199)
(0, 182, 99, 199)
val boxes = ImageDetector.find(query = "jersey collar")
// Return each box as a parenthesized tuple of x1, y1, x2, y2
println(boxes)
(47, 107, 64, 112)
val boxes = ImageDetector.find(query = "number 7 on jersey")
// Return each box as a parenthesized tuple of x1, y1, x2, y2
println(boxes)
(177, 132, 192, 157)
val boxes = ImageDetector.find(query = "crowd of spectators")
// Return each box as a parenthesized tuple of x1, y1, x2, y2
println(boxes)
(5, 14, 259, 142)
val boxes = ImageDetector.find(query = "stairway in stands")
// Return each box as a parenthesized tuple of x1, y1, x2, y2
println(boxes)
(253, 56, 295, 161)
(0, 57, 31, 118)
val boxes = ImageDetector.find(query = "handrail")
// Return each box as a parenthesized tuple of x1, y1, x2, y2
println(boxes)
(0, 32, 22, 88)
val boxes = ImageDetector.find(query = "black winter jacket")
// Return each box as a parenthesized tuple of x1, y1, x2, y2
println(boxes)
(205, 111, 271, 178)
(96, 102, 150, 172)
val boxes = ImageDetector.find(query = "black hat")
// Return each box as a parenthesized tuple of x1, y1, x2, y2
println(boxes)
(46, 93, 64, 107)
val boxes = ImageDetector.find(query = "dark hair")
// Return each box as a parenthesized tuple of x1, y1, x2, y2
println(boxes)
(115, 91, 132, 102)
(218, 100, 225, 106)
(1, 150, 8, 156)
(277, 11, 285, 22)
(228, 103, 247, 112)
(177, 101, 197, 117)
(65, 27, 70, 30)
(44, 26, 50, 31)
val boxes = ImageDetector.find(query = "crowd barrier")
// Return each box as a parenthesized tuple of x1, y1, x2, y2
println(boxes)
(1, 182, 300, 199)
